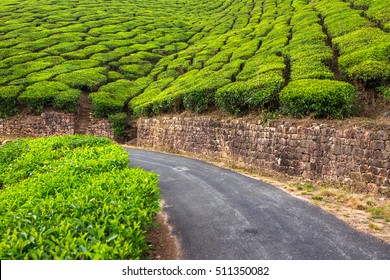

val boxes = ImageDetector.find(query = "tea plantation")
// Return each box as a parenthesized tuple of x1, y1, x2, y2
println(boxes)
(0, 0, 389, 119)
(0, 136, 160, 259)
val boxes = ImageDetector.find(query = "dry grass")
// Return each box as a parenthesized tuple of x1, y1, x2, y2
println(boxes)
(290, 182, 390, 243)
(0, 136, 19, 144)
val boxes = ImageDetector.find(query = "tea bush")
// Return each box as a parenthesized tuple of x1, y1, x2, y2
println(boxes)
(280, 79, 357, 118)
(108, 112, 129, 140)
(54, 68, 107, 91)
(0, 86, 23, 118)
(183, 74, 230, 113)
(0, 0, 388, 119)
(216, 72, 282, 116)
(89, 91, 124, 118)
(0, 135, 160, 260)
(18, 81, 81, 113)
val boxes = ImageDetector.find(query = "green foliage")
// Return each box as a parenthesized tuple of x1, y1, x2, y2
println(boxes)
(107, 71, 125, 81)
(0, 136, 160, 260)
(1, 56, 66, 85)
(349, 60, 390, 84)
(0, 86, 23, 118)
(52, 89, 82, 113)
(0, 0, 388, 118)
(98, 79, 133, 100)
(290, 58, 334, 81)
(313, 0, 373, 37)
(183, 89, 215, 113)
(333, 28, 390, 84)
(55, 68, 107, 91)
(89, 92, 123, 118)
(108, 112, 129, 140)
(216, 68, 284, 115)
(280, 79, 357, 118)
(377, 86, 390, 102)
(119, 63, 153, 80)
(61, 45, 109, 60)
(183, 76, 230, 113)
(18, 81, 81, 113)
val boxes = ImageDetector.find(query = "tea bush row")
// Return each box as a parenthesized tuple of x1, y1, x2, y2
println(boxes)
(314, 0, 390, 85)
(0, 0, 388, 119)
(0, 135, 160, 259)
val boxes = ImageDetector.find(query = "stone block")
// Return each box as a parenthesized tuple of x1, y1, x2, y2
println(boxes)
(370, 140, 385, 150)
(362, 173, 374, 183)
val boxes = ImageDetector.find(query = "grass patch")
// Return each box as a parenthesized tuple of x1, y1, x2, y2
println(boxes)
(296, 183, 315, 192)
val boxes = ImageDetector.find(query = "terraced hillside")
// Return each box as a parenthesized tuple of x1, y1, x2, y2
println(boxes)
(0, 0, 389, 120)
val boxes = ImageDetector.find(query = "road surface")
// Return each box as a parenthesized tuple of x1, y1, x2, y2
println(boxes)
(127, 148, 390, 260)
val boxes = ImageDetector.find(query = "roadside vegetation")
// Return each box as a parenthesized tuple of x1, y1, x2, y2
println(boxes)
(0, 0, 388, 120)
(0, 136, 160, 259)
(290, 182, 390, 242)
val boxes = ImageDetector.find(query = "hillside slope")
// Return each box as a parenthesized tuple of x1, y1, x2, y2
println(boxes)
(0, 0, 389, 119)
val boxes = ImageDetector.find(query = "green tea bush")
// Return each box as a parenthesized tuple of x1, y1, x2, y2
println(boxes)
(130, 77, 175, 108)
(0, 86, 23, 118)
(237, 55, 285, 82)
(151, 95, 179, 115)
(348, 60, 390, 84)
(119, 63, 153, 80)
(108, 112, 129, 140)
(0, 0, 388, 117)
(119, 52, 162, 65)
(332, 28, 386, 55)
(15, 37, 60, 52)
(360, 0, 390, 28)
(216, 71, 283, 116)
(107, 71, 125, 81)
(0, 48, 28, 61)
(337, 43, 389, 71)
(61, 45, 109, 60)
(290, 58, 334, 80)
(0, 136, 160, 260)
(25, 59, 101, 83)
(0, 53, 47, 69)
(55, 68, 107, 91)
(377, 86, 390, 101)
(89, 91, 124, 118)
(18, 81, 81, 113)
(98, 79, 133, 100)
(314, 0, 372, 37)
(52, 89, 82, 113)
(280, 79, 357, 118)
(333, 28, 390, 83)
(183, 76, 230, 113)
(5, 56, 65, 83)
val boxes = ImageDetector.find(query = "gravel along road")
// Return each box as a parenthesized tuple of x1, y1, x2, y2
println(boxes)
(127, 148, 390, 260)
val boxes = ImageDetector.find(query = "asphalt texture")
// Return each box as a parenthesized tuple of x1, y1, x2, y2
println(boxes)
(127, 148, 390, 260)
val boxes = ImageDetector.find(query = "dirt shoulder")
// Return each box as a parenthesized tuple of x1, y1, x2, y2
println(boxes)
(145, 207, 181, 260)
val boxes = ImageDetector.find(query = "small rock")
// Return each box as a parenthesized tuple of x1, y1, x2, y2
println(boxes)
(2, 139, 12, 146)
(384, 112, 390, 117)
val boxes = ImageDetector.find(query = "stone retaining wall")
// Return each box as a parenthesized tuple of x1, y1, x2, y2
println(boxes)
(0, 111, 115, 140)
(87, 114, 115, 140)
(138, 117, 390, 195)
(2, 112, 389, 195)
(0, 112, 75, 137)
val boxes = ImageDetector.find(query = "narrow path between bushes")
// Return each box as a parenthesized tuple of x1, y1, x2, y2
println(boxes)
(127, 148, 390, 260)
(74, 92, 91, 134)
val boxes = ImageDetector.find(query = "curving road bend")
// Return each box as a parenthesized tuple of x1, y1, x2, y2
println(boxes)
(127, 148, 390, 260)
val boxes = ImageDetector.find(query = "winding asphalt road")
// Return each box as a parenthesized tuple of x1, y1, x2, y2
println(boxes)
(127, 148, 390, 260)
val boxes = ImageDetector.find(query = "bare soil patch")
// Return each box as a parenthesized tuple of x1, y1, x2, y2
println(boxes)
(145, 209, 181, 260)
